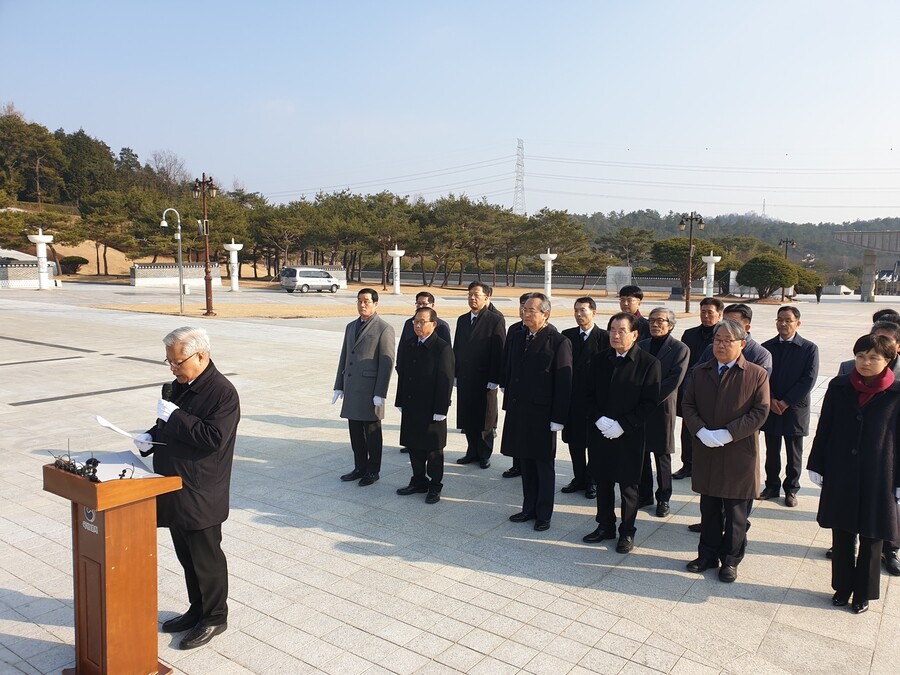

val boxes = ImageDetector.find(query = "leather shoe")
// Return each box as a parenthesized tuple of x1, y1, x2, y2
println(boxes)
(584, 484, 597, 499)
(784, 492, 798, 507)
(509, 511, 535, 523)
(479, 459, 491, 469)
(832, 591, 851, 607)
(655, 502, 670, 517)
(825, 547, 833, 559)
(179, 622, 227, 650)
(400, 447, 409, 454)
(672, 468, 691, 480)
(534, 520, 550, 531)
(583, 526, 616, 543)
(502, 467, 521, 478)
(358, 473, 379, 486)
(852, 599, 869, 614)
(396, 484, 428, 496)
(456, 456, 476, 464)
(340, 469, 364, 482)
(688, 523, 702, 533)
(718, 565, 738, 583)
(560, 479, 583, 493)
(615, 535, 634, 554)
(162, 612, 199, 633)
(758, 486, 779, 500)
(686, 557, 719, 573)
(425, 490, 441, 504)
(883, 550, 900, 576)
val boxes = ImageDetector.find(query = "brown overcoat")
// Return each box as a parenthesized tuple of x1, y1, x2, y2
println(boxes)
(682, 354, 770, 499)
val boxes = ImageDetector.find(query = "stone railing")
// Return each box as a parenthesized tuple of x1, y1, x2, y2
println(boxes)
(130, 263, 221, 287)
(0, 261, 58, 289)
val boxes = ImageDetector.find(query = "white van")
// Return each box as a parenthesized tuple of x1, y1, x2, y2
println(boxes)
(279, 267, 340, 293)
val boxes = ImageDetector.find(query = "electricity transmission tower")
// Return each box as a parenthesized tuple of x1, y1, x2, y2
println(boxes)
(512, 138, 526, 216)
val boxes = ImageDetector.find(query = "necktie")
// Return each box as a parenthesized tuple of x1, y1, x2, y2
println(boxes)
(525, 333, 535, 347)
(471, 314, 477, 326)
(582, 332, 588, 341)
(718, 364, 728, 379)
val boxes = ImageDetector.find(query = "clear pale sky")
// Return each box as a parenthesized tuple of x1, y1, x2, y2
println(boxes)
(3, 1, 899, 225)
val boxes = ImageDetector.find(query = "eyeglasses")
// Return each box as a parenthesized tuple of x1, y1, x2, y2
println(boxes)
(413, 319, 435, 326)
(164, 352, 198, 369)
(648, 318, 669, 325)
(522, 308, 544, 315)
(713, 338, 739, 345)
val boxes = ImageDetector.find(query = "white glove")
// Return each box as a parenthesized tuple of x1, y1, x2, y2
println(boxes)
(595, 416, 613, 432)
(332, 390, 343, 404)
(432, 414, 447, 422)
(711, 429, 733, 445)
(396, 406, 402, 412)
(601, 420, 624, 439)
(156, 399, 179, 422)
(697, 427, 724, 448)
(895, 487, 899, 500)
(808, 470, 824, 487)
(453, 378, 457, 387)
(133, 432, 153, 453)
(550, 422, 564, 432)
(373, 396, 384, 408)
(487, 382, 499, 390)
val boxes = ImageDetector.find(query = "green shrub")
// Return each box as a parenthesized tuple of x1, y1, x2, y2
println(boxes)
(59, 255, 89, 274)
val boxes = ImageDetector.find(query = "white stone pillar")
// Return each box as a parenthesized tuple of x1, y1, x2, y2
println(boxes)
(27, 228, 54, 290)
(701, 250, 721, 298)
(388, 244, 405, 295)
(539, 248, 557, 297)
(223, 239, 243, 292)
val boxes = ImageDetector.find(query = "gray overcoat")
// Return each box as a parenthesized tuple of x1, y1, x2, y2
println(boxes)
(334, 314, 395, 421)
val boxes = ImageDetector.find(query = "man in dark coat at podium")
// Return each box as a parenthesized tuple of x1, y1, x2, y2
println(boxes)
(134, 326, 240, 650)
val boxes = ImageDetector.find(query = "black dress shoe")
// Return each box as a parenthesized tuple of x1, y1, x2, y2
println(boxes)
(784, 492, 798, 507)
(615, 535, 634, 554)
(718, 565, 738, 583)
(425, 490, 441, 504)
(852, 599, 869, 614)
(162, 612, 199, 633)
(638, 496, 654, 508)
(179, 622, 227, 650)
(479, 459, 491, 469)
(672, 468, 691, 480)
(358, 473, 379, 486)
(400, 447, 409, 454)
(686, 557, 719, 573)
(456, 456, 477, 465)
(883, 550, 900, 576)
(583, 526, 617, 543)
(655, 502, 670, 517)
(396, 484, 428, 495)
(688, 523, 702, 533)
(831, 591, 851, 607)
(340, 469, 364, 482)
(825, 547, 833, 559)
(534, 520, 550, 531)
(758, 486, 779, 500)
(509, 511, 535, 523)
(502, 467, 521, 478)
(584, 484, 597, 499)
(560, 479, 583, 494)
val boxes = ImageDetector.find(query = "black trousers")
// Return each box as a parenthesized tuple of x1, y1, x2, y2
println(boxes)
(519, 457, 555, 521)
(348, 419, 383, 474)
(409, 447, 443, 489)
(595, 480, 639, 536)
(170, 524, 228, 626)
(763, 433, 804, 493)
(566, 440, 592, 487)
(832, 529, 882, 601)
(639, 451, 672, 503)
(678, 421, 693, 472)
(464, 428, 494, 461)
(698, 495, 752, 567)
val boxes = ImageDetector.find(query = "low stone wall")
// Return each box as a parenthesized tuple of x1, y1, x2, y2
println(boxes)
(131, 263, 222, 288)
(0, 262, 58, 289)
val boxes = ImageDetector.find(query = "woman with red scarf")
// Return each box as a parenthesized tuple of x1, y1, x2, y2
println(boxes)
(808, 334, 900, 614)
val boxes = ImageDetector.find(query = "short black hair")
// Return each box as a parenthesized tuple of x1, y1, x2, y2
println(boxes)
(724, 303, 753, 322)
(853, 333, 898, 362)
(778, 305, 800, 320)
(871, 320, 900, 341)
(519, 293, 531, 304)
(700, 297, 724, 312)
(574, 296, 596, 311)
(358, 288, 379, 303)
(414, 306, 437, 322)
(872, 308, 900, 324)
(468, 280, 492, 296)
(618, 285, 643, 300)
(415, 291, 435, 304)
(609, 312, 638, 331)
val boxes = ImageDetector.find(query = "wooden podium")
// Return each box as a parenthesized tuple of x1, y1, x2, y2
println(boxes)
(43, 464, 182, 675)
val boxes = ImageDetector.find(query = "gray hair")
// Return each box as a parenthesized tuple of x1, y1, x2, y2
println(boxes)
(714, 318, 747, 342)
(525, 292, 551, 313)
(164, 327, 211, 355)
(649, 307, 676, 327)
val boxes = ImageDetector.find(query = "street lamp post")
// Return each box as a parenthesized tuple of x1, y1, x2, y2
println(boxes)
(779, 237, 796, 301)
(678, 211, 704, 312)
(193, 173, 218, 316)
(160, 208, 184, 315)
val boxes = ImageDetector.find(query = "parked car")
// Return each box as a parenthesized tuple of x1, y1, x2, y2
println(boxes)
(280, 267, 340, 293)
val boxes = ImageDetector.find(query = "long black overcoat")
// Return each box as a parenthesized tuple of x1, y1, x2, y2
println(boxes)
(561, 325, 609, 448)
(500, 324, 572, 460)
(807, 375, 900, 542)
(760, 333, 819, 436)
(395, 334, 455, 452)
(637, 334, 689, 455)
(147, 361, 240, 530)
(454, 306, 506, 432)
(585, 346, 660, 484)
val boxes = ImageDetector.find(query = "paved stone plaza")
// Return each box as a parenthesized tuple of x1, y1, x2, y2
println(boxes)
(1, 284, 898, 674)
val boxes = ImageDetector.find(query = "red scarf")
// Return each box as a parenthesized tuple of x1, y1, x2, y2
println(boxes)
(849, 367, 895, 407)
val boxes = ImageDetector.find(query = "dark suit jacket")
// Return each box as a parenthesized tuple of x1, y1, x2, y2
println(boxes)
(500, 324, 572, 460)
(637, 334, 689, 455)
(561, 324, 610, 447)
(500, 320, 525, 389)
(677, 323, 716, 414)
(760, 333, 819, 436)
(397, 315, 451, 373)
(586, 346, 661, 484)
(147, 361, 240, 530)
(454, 305, 506, 431)
(395, 334, 455, 452)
